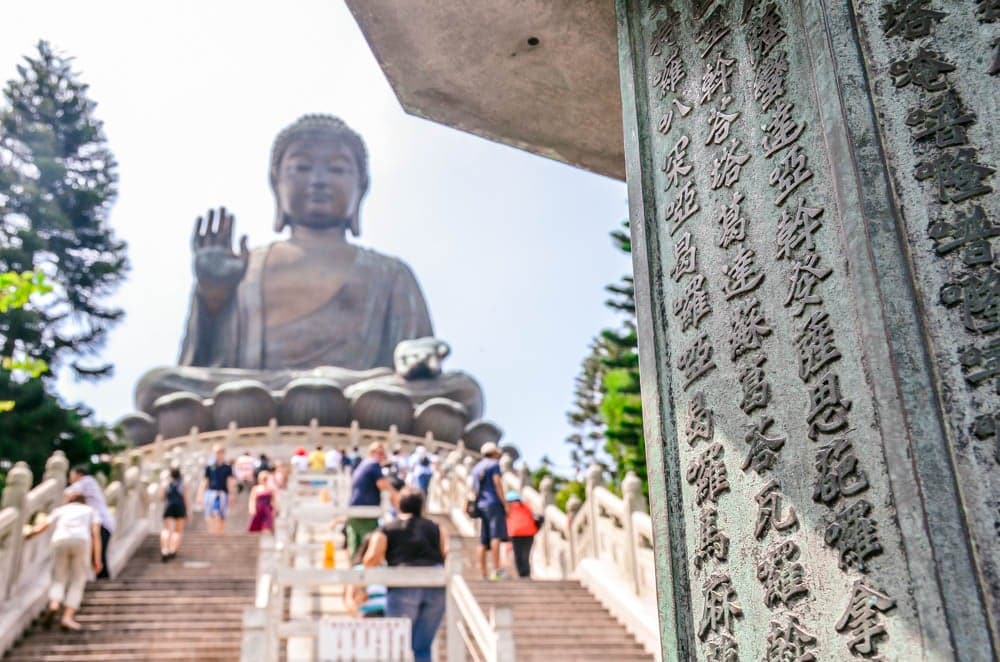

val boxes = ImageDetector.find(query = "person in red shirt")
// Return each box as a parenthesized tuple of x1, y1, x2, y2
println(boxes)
(505, 490, 539, 578)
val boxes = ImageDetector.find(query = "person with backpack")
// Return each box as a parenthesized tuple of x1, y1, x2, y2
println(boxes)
(505, 490, 540, 578)
(160, 468, 187, 561)
(470, 443, 509, 580)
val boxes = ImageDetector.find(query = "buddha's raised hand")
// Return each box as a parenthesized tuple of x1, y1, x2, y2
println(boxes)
(192, 207, 249, 313)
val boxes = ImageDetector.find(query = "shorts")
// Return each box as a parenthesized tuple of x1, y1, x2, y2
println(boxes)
(163, 503, 187, 519)
(479, 504, 509, 546)
(204, 490, 229, 519)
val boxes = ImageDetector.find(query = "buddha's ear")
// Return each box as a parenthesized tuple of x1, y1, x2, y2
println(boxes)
(350, 209, 361, 237)
(273, 205, 287, 233)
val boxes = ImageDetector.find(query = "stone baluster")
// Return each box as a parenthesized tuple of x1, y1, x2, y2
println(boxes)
(348, 420, 361, 449)
(621, 471, 645, 596)
(388, 424, 400, 449)
(445, 537, 466, 662)
(565, 494, 582, 571)
(585, 463, 603, 560)
(226, 420, 239, 449)
(516, 463, 529, 492)
(307, 418, 319, 447)
(491, 605, 516, 662)
(1, 462, 32, 600)
(267, 418, 279, 447)
(538, 476, 555, 571)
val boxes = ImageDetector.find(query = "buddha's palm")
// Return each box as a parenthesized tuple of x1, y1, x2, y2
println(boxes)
(192, 207, 249, 311)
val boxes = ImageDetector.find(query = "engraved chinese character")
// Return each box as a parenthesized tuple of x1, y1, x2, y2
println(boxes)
(652, 49, 688, 98)
(722, 247, 764, 299)
(748, 3, 787, 65)
(761, 102, 806, 158)
(705, 95, 741, 146)
(835, 580, 896, 657)
(753, 48, 788, 111)
(674, 274, 712, 332)
(698, 573, 742, 640)
(657, 110, 675, 135)
(716, 191, 747, 249)
(665, 180, 700, 235)
(687, 442, 730, 505)
(671, 232, 697, 282)
(684, 391, 714, 446)
(649, 15, 677, 57)
(880, 0, 946, 40)
(929, 206, 1000, 267)
(906, 89, 976, 149)
(730, 297, 772, 361)
(663, 134, 693, 190)
(814, 438, 870, 505)
(986, 39, 998, 76)
(959, 337, 1000, 393)
(825, 499, 883, 572)
(775, 199, 823, 259)
(806, 371, 852, 440)
(757, 539, 808, 608)
(705, 634, 738, 662)
(743, 418, 787, 475)
(754, 480, 798, 538)
(739, 354, 771, 415)
(795, 310, 842, 382)
(701, 50, 736, 105)
(769, 145, 813, 206)
(697, 8, 731, 59)
(675, 98, 693, 116)
(915, 148, 995, 204)
(940, 266, 1000, 334)
(785, 252, 832, 317)
(889, 48, 955, 91)
(710, 138, 751, 190)
(978, 0, 1000, 22)
(694, 505, 729, 569)
(766, 616, 818, 662)
(740, 0, 761, 24)
(678, 332, 717, 389)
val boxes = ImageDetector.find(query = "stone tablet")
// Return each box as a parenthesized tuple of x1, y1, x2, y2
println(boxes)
(618, 0, 998, 659)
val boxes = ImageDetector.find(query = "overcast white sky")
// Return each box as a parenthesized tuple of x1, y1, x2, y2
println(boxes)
(3, 0, 629, 469)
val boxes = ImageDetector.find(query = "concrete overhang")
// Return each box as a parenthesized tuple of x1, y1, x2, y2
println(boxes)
(345, 1, 625, 181)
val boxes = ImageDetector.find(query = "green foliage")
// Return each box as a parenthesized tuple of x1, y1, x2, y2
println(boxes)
(555, 479, 586, 512)
(0, 375, 120, 491)
(565, 219, 647, 496)
(0, 42, 125, 485)
(0, 40, 128, 379)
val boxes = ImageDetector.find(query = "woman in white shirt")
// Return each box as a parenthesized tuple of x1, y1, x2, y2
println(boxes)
(29, 493, 102, 631)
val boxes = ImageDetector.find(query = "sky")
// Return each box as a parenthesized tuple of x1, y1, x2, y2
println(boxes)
(2, 0, 630, 470)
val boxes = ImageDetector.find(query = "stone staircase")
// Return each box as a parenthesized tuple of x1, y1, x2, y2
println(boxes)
(5, 497, 259, 662)
(435, 516, 654, 662)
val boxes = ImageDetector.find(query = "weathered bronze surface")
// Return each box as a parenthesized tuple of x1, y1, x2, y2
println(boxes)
(617, 0, 998, 659)
(135, 116, 482, 419)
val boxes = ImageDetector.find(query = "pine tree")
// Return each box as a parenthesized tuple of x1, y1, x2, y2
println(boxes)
(565, 219, 646, 496)
(0, 40, 127, 378)
(0, 41, 125, 485)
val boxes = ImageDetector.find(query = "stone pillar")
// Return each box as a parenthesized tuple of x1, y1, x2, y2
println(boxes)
(1, 462, 32, 600)
(616, 1, 999, 659)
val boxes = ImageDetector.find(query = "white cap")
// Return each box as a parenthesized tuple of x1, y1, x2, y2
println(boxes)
(480, 442, 499, 457)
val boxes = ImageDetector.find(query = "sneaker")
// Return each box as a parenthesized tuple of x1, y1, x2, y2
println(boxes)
(489, 570, 509, 581)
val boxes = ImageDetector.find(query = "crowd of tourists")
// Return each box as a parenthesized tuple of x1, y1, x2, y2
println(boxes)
(29, 439, 538, 659)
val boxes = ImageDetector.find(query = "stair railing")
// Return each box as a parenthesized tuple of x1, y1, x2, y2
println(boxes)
(0, 449, 168, 656)
(435, 457, 661, 658)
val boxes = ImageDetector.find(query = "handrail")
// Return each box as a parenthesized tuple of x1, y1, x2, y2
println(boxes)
(451, 574, 497, 660)
(436, 457, 660, 658)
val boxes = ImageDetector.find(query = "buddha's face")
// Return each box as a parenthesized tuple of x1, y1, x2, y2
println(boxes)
(276, 137, 362, 229)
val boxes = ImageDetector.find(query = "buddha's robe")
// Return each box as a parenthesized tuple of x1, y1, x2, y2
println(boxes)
(135, 244, 434, 412)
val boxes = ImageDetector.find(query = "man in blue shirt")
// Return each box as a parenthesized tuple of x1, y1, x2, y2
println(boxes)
(471, 443, 509, 580)
(347, 442, 394, 556)
(197, 445, 235, 534)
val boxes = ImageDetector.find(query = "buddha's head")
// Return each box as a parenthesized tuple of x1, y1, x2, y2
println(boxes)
(270, 114, 370, 236)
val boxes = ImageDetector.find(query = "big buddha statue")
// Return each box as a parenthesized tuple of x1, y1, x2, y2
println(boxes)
(131, 115, 490, 441)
